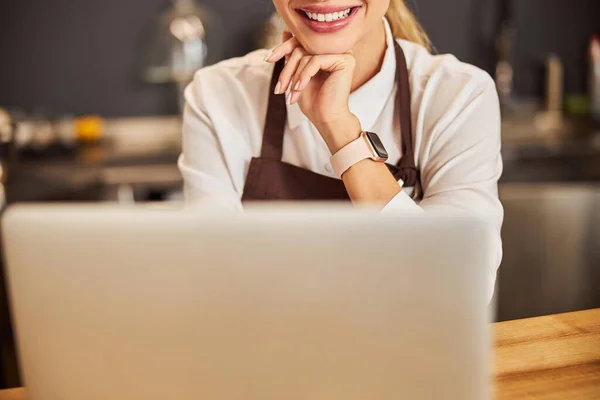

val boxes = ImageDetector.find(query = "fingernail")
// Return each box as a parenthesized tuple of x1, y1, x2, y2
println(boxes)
(263, 50, 274, 62)
(286, 92, 292, 105)
(294, 80, 301, 91)
(274, 81, 281, 95)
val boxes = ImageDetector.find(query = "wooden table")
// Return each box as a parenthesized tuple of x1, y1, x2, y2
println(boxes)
(1, 309, 598, 400)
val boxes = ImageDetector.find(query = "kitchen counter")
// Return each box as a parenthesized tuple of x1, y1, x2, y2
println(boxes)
(5, 117, 183, 203)
(501, 113, 600, 183)
(6, 114, 600, 203)
(1, 309, 598, 400)
(6, 146, 182, 203)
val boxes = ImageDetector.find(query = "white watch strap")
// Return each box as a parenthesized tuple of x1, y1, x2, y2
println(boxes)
(330, 134, 372, 178)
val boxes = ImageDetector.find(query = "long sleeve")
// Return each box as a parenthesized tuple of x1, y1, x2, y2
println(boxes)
(383, 79, 504, 300)
(178, 53, 276, 210)
(178, 84, 244, 211)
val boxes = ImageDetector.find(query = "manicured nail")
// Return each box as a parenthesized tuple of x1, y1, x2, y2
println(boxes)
(263, 50, 274, 62)
(294, 80, 302, 91)
(286, 92, 292, 105)
(291, 92, 300, 104)
(274, 81, 282, 95)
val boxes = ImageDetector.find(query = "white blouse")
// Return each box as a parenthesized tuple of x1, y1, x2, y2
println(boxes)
(179, 19, 504, 297)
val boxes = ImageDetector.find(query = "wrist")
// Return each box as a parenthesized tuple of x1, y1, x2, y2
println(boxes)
(315, 113, 362, 154)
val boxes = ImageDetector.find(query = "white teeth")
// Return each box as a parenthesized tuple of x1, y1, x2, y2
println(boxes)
(305, 8, 353, 22)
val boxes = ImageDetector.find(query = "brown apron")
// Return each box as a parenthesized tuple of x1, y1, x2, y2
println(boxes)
(242, 41, 420, 202)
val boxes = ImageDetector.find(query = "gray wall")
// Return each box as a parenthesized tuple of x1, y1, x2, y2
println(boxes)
(0, 0, 599, 117)
(0, 0, 275, 117)
(512, 0, 600, 99)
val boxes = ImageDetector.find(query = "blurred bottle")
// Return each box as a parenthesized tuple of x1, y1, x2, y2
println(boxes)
(546, 55, 564, 116)
(590, 34, 600, 123)
(494, 22, 515, 115)
(534, 54, 565, 135)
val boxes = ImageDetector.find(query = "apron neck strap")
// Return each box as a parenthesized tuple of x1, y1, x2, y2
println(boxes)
(393, 41, 418, 177)
(261, 59, 287, 160)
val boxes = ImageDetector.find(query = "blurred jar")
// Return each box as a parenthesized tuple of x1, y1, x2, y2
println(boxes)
(74, 116, 105, 143)
(55, 115, 77, 148)
(141, 0, 222, 111)
(31, 111, 56, 149)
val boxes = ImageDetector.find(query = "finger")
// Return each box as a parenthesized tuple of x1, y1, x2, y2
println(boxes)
(264, 35, 301, 63)
(289, 56, 319, 105)
(282, 30, 293, 43)
(281, 31, 294, 62)
(294, 54, 356, 92)
(290, 55, 313, 92)
(295, 55, 325, 93)
(277, 47, 307, 94)
(309, 54, 356, 74)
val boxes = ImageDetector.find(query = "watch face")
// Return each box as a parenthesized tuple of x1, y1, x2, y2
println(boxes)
(365, 132, 389, 159)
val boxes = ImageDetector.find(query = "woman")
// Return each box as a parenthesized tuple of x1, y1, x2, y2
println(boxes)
(179, 0, 503, 295)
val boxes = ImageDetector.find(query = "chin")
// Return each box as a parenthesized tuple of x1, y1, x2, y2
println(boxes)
(298, 35, 357, 55)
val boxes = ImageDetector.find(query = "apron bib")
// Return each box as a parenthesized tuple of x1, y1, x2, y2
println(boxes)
(242, 41, 420, 202)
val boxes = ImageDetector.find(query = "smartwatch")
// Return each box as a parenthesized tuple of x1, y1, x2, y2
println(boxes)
(330, 131, 389, 178)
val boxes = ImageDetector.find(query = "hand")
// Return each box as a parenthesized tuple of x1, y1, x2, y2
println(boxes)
(264, 32, 361, 153)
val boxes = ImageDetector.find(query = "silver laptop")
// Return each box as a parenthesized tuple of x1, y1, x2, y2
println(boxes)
(2, 204, 492, 400)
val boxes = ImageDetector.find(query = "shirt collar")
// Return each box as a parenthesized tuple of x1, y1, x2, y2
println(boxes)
(287, 17, 397, 131)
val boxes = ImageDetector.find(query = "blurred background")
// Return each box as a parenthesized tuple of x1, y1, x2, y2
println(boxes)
(0, 0, 599, 388)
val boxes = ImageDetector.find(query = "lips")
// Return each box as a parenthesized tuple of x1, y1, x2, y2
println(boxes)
(295, 5, 362, 34)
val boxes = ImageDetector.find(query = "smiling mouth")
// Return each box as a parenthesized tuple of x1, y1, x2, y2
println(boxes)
(296, 6, 361, 23)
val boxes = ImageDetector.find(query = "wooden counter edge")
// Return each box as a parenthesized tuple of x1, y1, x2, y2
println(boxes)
(2, 308, 599, 400)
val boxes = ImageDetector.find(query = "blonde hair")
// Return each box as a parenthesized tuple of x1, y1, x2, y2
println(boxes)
(386, 0, 432, 51)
